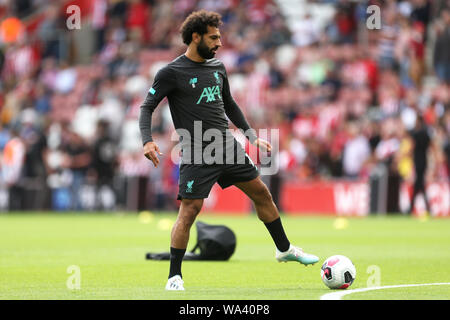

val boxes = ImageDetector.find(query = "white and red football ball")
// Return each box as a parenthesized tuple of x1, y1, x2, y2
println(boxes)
(321, 255, 356, 289)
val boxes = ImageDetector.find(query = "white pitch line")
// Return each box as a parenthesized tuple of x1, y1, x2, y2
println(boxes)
(320, 282, 450, 300)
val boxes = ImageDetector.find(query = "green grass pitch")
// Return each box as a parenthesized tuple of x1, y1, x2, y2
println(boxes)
(0, 212, 449, 300)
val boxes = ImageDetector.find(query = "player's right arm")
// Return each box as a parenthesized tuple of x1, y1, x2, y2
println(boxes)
(139, 66, 175, 167)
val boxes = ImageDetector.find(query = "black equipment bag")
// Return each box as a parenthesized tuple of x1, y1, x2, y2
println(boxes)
(146, 221, 236, 261)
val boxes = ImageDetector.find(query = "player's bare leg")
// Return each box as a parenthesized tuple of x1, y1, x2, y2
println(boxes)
(234, 177, 319, 266)
(234, 177, 278, 223)
(171, 198, 203, 248)
(166, 198, 203, 291)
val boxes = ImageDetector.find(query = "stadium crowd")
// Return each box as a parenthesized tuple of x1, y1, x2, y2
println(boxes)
(0, 0, 449, 212)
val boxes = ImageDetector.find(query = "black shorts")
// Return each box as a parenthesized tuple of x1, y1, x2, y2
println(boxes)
(177, 160, 259, 200)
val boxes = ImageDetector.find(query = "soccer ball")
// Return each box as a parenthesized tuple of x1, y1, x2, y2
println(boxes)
(321, 255, 356, 289)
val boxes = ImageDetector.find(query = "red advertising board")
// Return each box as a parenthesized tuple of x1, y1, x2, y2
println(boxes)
(198, 180, 448, 217)
(281, 181, 370, 216)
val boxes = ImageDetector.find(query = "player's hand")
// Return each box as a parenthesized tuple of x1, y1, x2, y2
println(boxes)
(143, 141, 163, 167)
(253, 138, 272, 153)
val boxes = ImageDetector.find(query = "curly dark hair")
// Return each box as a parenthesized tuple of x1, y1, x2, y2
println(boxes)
(180, 10, 222, 45)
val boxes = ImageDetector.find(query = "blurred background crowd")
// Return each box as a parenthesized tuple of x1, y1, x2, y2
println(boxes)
(0, 0, 449, 213)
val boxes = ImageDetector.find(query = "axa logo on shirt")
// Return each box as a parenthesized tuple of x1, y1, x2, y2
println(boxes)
(196, 85, 221, 104)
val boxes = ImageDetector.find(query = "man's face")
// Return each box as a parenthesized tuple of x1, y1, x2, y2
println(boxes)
(196, 25, 222, 59)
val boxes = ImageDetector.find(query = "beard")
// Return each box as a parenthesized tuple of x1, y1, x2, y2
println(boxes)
(197, 38, 217, 60)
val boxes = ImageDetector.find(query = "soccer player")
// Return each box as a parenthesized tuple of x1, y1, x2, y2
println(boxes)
(139, 10, 319, 291)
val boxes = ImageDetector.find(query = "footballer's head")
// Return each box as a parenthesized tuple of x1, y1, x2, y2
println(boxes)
(180, 10, 223, 59)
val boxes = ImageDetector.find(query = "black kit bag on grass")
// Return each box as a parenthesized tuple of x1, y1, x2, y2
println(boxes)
(146, 221, 236, 261)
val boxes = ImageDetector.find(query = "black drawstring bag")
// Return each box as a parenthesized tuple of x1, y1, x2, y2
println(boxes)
(146, 221, 236, 261)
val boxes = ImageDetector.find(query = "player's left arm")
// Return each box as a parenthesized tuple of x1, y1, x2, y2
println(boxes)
(221, 70, 271, 152)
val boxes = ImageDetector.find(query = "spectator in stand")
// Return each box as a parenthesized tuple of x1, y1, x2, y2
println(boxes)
(408, 21, 426, 87)
(91, 119, 117, 210)
(34, 83, 52, 115)
(377, 7, 400, 70)
(334, 1, 356, 44)
(375, 117, 402, 212)
(291, 12, 321, 47)
(2, 35, 38, 83)
(342, 121, 371, 178)
(410, 0, 431, 40)
(444, 133, 450, 177)
(19, 108, 50, 210)
(433, 8, 450, 85)
(126, 0, 151, 44)
(60, 126, 92, 210)
(38, 4, 66, 61)
(395, 17, 415, 88)
(396, 121, 414, 185)
(113, 41, 140, 77)
(1, 125, 25, 210)
(91, 0, 108, 53)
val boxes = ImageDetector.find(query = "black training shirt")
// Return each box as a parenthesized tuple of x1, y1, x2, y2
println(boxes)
(139, 55, 257, 152)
